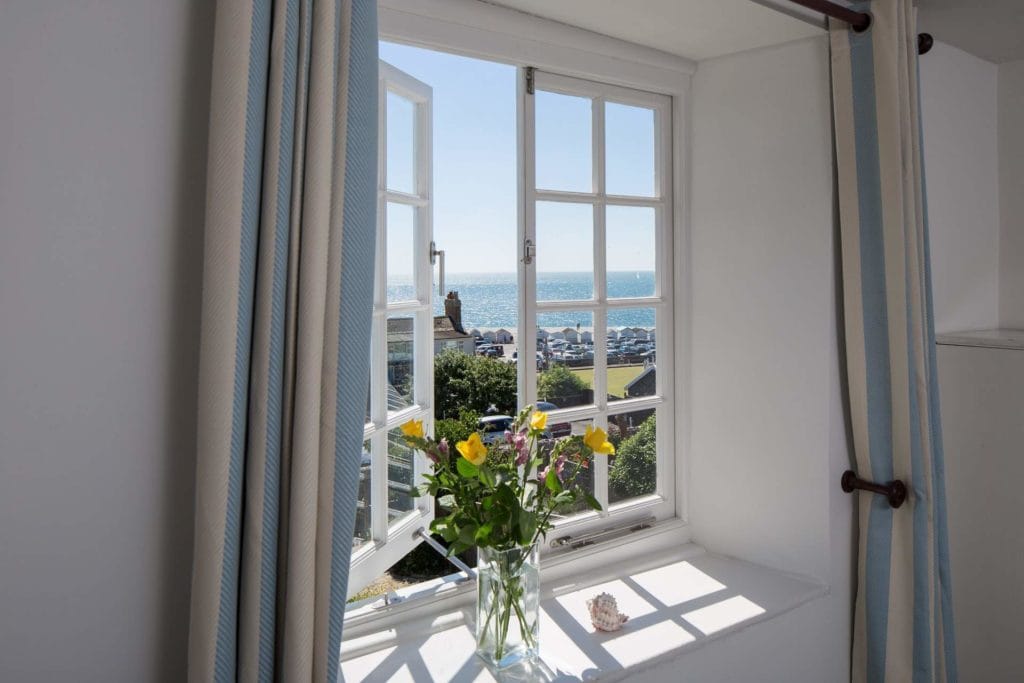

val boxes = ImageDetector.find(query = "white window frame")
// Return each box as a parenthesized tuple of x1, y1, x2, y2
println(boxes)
(520, 70, 676, 540)
(348, 61, 436, 599)
(345, 0, 694, 618)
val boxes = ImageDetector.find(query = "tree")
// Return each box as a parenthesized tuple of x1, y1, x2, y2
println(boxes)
(609, 415, 657, 502)
(537, 366, 589, 405)
(434, 349, 517, 419)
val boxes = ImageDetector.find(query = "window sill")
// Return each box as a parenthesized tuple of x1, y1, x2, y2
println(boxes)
(340, 542, 828, 681)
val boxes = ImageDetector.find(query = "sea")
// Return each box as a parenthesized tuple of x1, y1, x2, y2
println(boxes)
(388, 271, 657, 329)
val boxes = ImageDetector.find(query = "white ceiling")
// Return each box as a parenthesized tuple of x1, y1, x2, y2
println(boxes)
(918, 0, 1024, 64)
(481, 0, 823, 62)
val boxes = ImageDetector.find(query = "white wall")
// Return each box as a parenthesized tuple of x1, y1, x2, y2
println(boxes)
(998, 59, 1024, 327)
(687, 36, 853, 681)
(919, 41, 1001, 334)
(937, 344, 1024, 682)
(0, 1, 213, 680)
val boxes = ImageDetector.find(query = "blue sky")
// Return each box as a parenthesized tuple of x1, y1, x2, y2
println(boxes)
(380, 41, 656, 277)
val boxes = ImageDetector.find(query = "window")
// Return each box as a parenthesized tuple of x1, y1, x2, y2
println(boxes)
(348, 62, 436, 598)
(521, 71, 674, 530)
(347, 29, 680, 604)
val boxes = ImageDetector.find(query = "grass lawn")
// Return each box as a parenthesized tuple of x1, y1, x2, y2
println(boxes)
(569, 364, 644, 399)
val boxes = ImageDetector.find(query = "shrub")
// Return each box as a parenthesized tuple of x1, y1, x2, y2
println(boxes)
(609, 414, 657, 502)
(537, 366, 589, 404)
(434, 350, 517, 419)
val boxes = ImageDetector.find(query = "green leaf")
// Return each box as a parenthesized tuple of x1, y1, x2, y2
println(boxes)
(456, 457, 479, 478)
(584, 491, 602, 511)
(438, 494, 456, 509)
(545, 468, 563, 494)
(553, 490, 574, 506)
(438, 522, 458, 542)
(519, 510, 538, 545)
(478, 465, 496, 488)
(458, 523, 478, 546)
(475, 523, 493, 544)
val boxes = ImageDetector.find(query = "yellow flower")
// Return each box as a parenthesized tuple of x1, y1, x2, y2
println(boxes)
(530, 411, 548, 431)
(400, 419, 424, 440)
(584, 425, 615, 455)
(456, 432, 488, 466)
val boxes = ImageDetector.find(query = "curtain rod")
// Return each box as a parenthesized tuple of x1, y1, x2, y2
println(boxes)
(782, 0, 934, 54)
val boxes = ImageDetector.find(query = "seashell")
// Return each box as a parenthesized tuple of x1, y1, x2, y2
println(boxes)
(586, 592, 629, 632)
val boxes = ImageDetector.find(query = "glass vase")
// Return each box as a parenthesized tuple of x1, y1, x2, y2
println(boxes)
(475, 541, 541, 669)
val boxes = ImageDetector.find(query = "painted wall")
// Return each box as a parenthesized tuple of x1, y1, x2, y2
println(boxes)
(687, 36, 854, 680)
(0, 1, 213, 680)
(937, 344, 1024, 682)
(998, 59, 1024, 327)
(918, 41, 1000, 334)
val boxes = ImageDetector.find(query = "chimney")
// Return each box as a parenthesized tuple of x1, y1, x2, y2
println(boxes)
(444, 291, 464, 334)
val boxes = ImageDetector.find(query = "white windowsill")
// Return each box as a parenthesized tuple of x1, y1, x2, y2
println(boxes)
(340, 543, 828, 682)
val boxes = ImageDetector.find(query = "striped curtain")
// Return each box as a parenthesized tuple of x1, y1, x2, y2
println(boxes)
(830, 2, 957, 682)
(188, 1, 377, 681)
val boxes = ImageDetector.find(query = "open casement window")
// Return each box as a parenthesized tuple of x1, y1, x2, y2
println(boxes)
(349, 61, 435, 598)
(519, 70, 675, 540)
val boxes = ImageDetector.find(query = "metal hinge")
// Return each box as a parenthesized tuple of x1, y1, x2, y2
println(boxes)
(522, 237, 535, 265)
(525, 66, 535, 95)
(549, 515, 656, 550)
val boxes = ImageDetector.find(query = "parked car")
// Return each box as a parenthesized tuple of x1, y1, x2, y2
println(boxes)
(478, 415, 514, 445)
(478, 414, 551, 444)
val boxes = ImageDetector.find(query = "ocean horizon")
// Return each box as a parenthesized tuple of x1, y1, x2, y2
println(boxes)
(388, 271, 657, 329)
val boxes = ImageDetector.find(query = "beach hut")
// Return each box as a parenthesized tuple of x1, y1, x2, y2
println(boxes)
(581, 330, 593, 343)
(562, 327, 579, 343)
(549, 330, 565, 341)
(536, 328, 550, 342)
(482, 330, 497, 343)
(469, 328, 481, 338)
(606, 329, 618, 341)
(634, 327, 649, 341)
(619, 328, 636, 340)
(648, 329, 656, 342)
(495, 328, 513, 344)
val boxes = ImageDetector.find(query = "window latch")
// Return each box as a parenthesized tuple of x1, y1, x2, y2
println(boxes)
(430, 241, 445, 296)
(550, 515, 656, 550)
(522, 237, 535, 266)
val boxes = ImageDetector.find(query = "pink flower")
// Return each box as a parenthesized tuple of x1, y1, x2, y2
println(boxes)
(514, 433, 528, 466)
(504, 430, 515, 444)
(438, 438, 449, 456)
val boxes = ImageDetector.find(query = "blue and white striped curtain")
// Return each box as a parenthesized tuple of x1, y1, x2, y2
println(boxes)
(188, 1, 377, 681)
(830, 2, 957, 681)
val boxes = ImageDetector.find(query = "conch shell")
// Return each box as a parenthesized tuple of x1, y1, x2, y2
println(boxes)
(586, 592, 629, 632)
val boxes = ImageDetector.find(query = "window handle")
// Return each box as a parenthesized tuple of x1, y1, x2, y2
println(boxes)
(430, 241, 445, 296)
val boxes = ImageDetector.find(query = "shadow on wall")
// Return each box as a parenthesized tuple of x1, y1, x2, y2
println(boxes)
(155, 1, 215, 680)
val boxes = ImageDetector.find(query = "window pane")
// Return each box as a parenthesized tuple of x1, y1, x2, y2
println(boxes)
(607, 206, 656, 299)
(535, 90, 592, 192)
(605, 102, 656, 197)
(386, 315, 415, 412)
(606, 307, 657, 403)
(537, 310, 593, 409)
(386, 90, 416, 193)
(546, 418, 597, 519)
(387, 428, 417, 524)
(354, 439, 372, 549)
(386, 203, 416, 303)
(536, 202, 593, 301)
(608, 408, 658, 505)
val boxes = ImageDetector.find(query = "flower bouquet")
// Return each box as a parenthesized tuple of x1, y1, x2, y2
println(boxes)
(400, 406, 615, 669)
